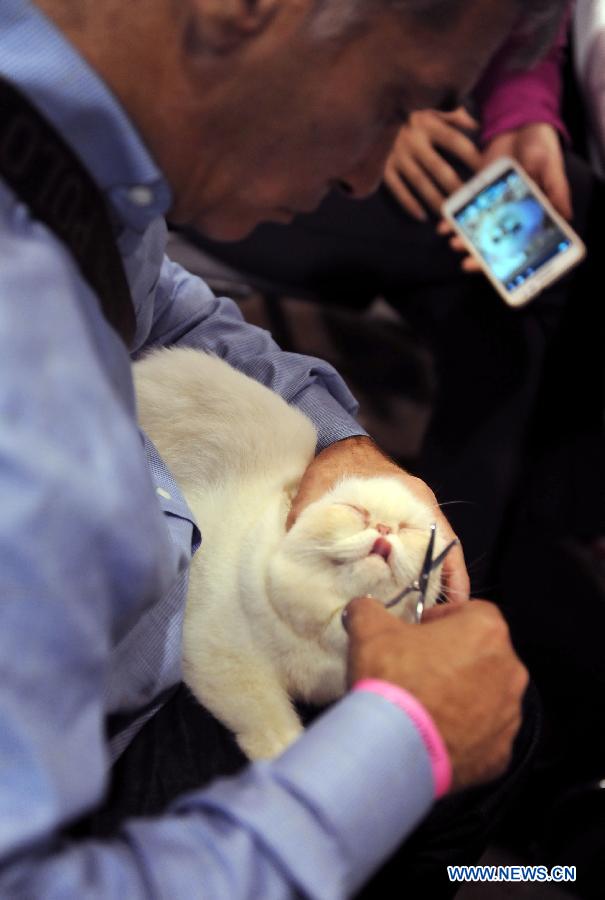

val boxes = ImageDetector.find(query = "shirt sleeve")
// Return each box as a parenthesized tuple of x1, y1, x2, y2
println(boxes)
(3, 694, 434, 900)
(0, 217, 434, 898)
(474, 6, 571, 146)
(134, 251, 368, 452)
(1, 388, 434, 899)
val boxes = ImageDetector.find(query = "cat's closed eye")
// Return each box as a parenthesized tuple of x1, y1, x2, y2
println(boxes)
(335, 503, 370, 527)
(397, 521, 429, 535)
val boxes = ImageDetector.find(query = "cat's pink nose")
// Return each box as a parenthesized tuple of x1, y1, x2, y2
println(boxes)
(375, 523, 391, 536)
(370, 537, 391, 560)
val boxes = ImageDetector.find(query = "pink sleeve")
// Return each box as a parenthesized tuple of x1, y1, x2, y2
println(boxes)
(474, 6, 572, 146)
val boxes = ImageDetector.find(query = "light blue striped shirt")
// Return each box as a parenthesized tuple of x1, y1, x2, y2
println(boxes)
(0, 1, 435, 896)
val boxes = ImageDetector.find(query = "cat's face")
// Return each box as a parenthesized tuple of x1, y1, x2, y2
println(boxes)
(266, 476, 446, 651)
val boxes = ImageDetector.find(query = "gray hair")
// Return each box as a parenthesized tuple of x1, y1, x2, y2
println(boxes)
(310, 0, 568, 69)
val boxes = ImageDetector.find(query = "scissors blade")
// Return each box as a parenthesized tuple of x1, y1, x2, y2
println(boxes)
(415, 522, 436, 623)
(429, 537, 460, 573)
(384, 580, 418, 610)
(383, 531, 460, 614)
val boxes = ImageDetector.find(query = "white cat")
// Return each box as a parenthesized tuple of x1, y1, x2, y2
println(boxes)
(133, 347, 445, 760)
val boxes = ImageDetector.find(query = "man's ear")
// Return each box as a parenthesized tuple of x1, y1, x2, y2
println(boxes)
(188, 0, 280, 54)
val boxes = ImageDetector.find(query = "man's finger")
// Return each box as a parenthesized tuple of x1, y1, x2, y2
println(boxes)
(421, 600, 467, 623)
(441, 541, 470, 602)
(286, 471, 333, 530)
(343, 595, 405, 639)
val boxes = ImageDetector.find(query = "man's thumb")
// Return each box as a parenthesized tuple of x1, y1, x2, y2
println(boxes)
(343, 595, 405, 639)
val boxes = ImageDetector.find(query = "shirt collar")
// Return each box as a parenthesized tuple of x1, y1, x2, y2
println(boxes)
(0, 0, 172, 232)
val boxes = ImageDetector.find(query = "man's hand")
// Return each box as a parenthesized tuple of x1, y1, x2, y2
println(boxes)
(345, 596, 529, 791)
(439, 122, 572, 272)
(287, 435, 469, 604)
(383, 108, 482, 221)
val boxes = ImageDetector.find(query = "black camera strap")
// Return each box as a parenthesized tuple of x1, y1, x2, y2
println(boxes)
(0, 76, 136, 347)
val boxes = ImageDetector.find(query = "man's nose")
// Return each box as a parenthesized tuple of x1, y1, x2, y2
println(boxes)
(335, 132, 395, 200)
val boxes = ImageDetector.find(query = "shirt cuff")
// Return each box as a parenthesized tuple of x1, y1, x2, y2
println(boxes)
(271, 690, 436, 894)
(292, 381, 367, 452)
(353, 679, 452, 798)
(176, 690, 435, 897)
(478, 74, 567, 147)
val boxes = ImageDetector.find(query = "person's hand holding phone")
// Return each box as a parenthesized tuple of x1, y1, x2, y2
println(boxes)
(438, 122, 572, 272)
(440, 156, 584, 306)
(484, 124, 572, 220)
(383, 107, 483, 221)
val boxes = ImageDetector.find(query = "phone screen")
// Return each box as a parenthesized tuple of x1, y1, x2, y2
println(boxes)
(453, 167, 572, 291)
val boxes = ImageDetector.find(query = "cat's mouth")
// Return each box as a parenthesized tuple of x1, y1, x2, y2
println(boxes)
(369, 537, 391, 561)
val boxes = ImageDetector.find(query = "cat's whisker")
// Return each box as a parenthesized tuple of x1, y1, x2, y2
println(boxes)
(441, 587, 461, 604)
(464, 552, 489, 574)
(441, 581, 476, 603)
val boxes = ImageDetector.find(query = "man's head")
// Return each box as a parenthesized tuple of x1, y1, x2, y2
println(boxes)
(36, 0, 568, 239)
(309, 0, 562, 59)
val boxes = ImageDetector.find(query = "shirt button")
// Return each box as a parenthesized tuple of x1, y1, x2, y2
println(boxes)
(129, 185, 154, 207)
(156, 487, 172, 500)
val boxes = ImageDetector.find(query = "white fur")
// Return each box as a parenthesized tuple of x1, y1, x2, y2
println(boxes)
(134, 348, 444, 759)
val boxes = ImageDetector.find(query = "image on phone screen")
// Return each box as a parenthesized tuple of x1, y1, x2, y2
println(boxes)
(453, 167, 572, 291)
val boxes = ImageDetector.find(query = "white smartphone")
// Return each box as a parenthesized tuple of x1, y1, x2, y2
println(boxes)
(441, 156, 586, 307)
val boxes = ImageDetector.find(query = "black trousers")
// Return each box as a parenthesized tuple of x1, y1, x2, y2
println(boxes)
(73, 683, 542, 899)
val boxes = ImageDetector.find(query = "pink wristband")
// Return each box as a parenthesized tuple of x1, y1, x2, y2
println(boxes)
(353, 678, 452, 798)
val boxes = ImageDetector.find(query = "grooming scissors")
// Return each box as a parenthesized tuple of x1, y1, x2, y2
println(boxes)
(384, 523, 459, 622)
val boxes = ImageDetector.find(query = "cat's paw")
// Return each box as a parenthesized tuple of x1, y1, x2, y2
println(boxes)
(237, 724, 303, 760)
